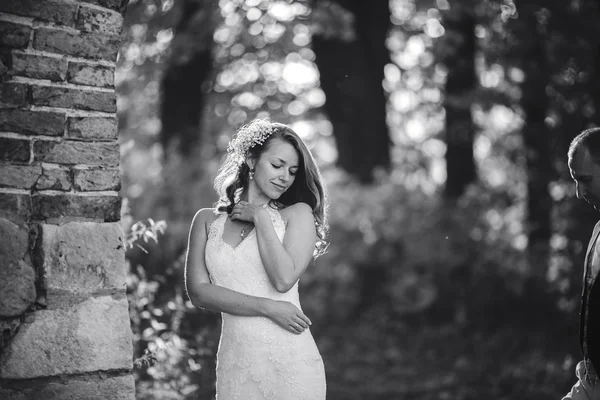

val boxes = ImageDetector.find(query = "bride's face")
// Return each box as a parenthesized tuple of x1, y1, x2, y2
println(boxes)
(251, 138, 299, 201)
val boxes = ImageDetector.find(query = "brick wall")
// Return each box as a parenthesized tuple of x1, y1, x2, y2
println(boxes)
(0, 1, 134, 398)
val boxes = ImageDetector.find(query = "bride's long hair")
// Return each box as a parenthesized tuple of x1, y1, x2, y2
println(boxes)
(214, 120, 329, 257)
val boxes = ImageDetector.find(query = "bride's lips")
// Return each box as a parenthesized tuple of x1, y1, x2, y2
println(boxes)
(272, 182, 287, 191)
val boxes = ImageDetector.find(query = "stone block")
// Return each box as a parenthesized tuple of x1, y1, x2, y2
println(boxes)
(0, 317, 21, 352)
(39, 222, 125, 298)
(0, 295, 133, 378)
(67, 116, 117, 140)
(33, 27, 120, 61)
(0, 193, 31, 224)
(0, 109, 65, 137)
(0, 218, 29, 266)
(31, 193, 121, 222)
(36, 166, 71, 191)
(33, 141, 119, 166)
(77, 5, 124, 36)
(0, 260, 36, 317)
(73, 168, 120, 191)
(0, 82, 28, 109)
(31, 85, 116, 113)
(0, 22, 31, 49)
(0, 165, 42, 189)
(11, 52, 69, 81)
(66, 62, 114, 87)
(0, 138, 30, 163)
(0, 0, 78, 27)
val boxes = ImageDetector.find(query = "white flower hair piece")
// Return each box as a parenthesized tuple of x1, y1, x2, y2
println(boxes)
(226, 119, 276, 165)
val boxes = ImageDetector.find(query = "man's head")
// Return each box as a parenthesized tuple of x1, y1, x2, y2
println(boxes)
(568, 127, 600, 210)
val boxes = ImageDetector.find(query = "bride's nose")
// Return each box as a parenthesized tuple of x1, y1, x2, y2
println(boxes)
(279, 170, 290, 182)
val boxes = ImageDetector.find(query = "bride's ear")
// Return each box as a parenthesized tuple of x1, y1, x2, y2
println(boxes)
(246, 158, 256, 170)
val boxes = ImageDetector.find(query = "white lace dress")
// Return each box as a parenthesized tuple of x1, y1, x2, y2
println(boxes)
(205, 206, 326, 400)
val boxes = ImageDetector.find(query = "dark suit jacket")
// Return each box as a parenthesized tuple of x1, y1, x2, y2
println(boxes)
(580, 220, 600, 371)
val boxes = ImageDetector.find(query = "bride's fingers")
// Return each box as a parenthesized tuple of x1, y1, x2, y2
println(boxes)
(297, 313, 312, 326)
(294, 317, 308, 329)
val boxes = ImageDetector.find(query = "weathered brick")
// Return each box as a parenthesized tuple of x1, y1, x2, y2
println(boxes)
(36, 166, 71, 191)
(73, 168, 120, 191)
(0, 58, 8, 76)
(0, 260, 36, 317)
(33, 141, 119, 166)
(66, 62, 114, 87)
(0, 165, 42, 189)
(81, 0, 128, 11)
(0, 22, 31, 49)
(11, 52, 68, 81)
(0, 374, 136, 400)
(0, 219, 36, 318)
(0, 82, 28, 109)
(33, 27, 120, 61)
(0, 138, 30, 163)
(0, 0, 78, 27)
(31, 193, 121, 222)
(0, 109, 65, 137)
(39, 222, 125, 300)
(0, 193, 31, 224)
(0, 388, 19, 400)
(77, 5, 124, 36)
(67, 116, 117, 140)
(31, 85, 116, 112)
(0, 296, 133, 378)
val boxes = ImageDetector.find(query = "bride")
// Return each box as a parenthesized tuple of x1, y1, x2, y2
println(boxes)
(184, 118, 329, 399)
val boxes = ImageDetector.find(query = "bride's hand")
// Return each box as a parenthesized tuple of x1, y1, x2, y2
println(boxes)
(265, 300, 312, 334)
(230, 201, 267, 223)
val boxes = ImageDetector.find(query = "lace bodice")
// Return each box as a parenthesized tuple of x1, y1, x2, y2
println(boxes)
(204, 206, 326, 400)
(205, 206, 300, 304)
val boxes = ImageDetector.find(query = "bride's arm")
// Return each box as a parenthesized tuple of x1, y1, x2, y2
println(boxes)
(184, 208, 311, 332)
(185, 208, 271, 316)
(253, 202, 316, 293)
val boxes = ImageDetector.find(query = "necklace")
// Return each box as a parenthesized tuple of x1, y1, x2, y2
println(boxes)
(236, 200, 270, 238)
(240, 221, 253, 238)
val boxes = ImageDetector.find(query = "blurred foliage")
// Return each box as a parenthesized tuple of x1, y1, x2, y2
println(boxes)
(116, 0, 600, 398)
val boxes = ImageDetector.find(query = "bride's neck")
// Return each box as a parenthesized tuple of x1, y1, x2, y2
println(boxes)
(241, 188, 270, 207)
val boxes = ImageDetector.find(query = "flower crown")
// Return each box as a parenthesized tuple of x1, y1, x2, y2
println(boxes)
(226, 119, 276, 165)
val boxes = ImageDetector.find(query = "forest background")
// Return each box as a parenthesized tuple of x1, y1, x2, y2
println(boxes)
(118, 0, 600, 398)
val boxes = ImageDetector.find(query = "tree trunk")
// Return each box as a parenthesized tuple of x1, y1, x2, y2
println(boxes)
(311, 0, 391, 182)
(514, 2, 552, 277)
(438, 3, 477, 199)
(160, 0, 217, 155)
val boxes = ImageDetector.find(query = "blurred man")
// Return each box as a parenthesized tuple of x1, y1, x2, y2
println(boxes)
(563, 127, 600, 400)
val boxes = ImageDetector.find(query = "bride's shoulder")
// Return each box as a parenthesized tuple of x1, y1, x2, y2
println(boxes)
(192, 207, 220, 220)
(279, 202, 313, 222)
